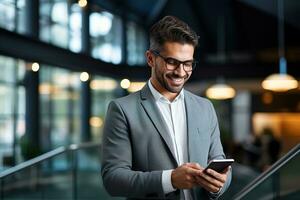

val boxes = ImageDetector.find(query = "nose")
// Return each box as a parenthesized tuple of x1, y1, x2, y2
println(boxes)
(174, 63, 186, 76)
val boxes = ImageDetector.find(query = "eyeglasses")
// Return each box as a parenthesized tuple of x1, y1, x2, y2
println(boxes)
(151, 50, 197, 72)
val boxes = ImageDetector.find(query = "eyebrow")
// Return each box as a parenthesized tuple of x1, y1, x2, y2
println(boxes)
(165, 56, 194, 63)
(152, 50, 194, 62)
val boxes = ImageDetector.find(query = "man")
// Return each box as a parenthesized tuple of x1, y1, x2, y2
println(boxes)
(101, 15, 232, 199)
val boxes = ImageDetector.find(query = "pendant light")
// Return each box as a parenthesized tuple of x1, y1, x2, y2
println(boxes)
(206, 77, 236, 100)
(205, 16, 236, 100)
(261, 0, 298, 92)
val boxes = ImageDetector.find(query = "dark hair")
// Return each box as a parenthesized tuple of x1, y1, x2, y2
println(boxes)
(149, 15, 198, 51)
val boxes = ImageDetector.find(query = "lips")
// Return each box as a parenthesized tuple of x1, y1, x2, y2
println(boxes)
(167, 76, 184, 86)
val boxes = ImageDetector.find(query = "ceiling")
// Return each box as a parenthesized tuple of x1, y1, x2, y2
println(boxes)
(90, 0, 300, 83)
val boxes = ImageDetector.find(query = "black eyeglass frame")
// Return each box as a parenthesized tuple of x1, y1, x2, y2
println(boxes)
(151, 50, 197, 72)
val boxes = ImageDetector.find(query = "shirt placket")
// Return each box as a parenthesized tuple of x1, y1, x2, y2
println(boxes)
(170, 102, 182, 165)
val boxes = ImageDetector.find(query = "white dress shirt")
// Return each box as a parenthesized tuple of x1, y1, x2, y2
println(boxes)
(148, 81, 192, 200)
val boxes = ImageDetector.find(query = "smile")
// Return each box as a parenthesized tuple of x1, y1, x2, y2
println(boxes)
(168, 76, 184, 85)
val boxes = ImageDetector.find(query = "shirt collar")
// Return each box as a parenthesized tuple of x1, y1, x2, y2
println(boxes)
(148, 80, 184, 103)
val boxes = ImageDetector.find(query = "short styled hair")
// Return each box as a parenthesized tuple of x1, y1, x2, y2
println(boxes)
(149, 15, 199, 51)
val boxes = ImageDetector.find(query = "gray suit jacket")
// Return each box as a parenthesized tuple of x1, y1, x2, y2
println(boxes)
(101, 84, 232, 199)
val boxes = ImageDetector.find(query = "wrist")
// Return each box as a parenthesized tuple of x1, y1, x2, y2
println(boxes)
(171, 170, 177, 189)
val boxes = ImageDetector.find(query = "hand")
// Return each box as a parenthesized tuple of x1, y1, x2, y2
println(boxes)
(171, 163, 201, 189)
(195, 166, 230, 193)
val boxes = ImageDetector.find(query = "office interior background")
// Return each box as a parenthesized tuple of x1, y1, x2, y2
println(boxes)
(0, 0, 299, 199)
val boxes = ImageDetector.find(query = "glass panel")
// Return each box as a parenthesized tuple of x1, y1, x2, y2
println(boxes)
(39, 0, 82, 51)
(0, 118, 13, 140)
(0, 85, 14, 115)
(0, 145, 124, 199)
(90, 9, 122, 64)
(50, 24, 69, 48)
(17, 87, 25, 115)
(76, 146, 120, 199)
(51, 2, 68, 25)
(0, 55, 26, 171)
(1, 152, 73, 199)
(127, 21, 147, 66)
(69, 3, 82, 53)
(0, 55, 16, 83)
(17, 60, 26, 82)
(278, 155, 300, 198)
(242, 149, 300, 199)
(40, 66, 81, 152)
(0, 115, 13, 168)
(0, 55, 18, 171)
(90, 76, 117, 140)
(16, 0, 26, 34)
(0, 0, 16, 31)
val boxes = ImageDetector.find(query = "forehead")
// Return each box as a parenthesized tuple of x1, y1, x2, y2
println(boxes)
(161, 42, 194, 60)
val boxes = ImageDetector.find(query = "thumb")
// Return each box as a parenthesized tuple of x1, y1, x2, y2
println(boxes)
(222, 166, 231, 174)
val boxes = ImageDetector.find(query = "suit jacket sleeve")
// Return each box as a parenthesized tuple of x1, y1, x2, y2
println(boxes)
(101, 100, 164, 198)
(207, 101, 232, 199)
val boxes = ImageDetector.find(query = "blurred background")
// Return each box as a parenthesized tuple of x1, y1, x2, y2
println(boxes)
(0, 0, 299, 199)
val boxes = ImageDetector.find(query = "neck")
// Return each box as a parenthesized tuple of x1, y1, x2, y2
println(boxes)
(150, 78, 179, 101)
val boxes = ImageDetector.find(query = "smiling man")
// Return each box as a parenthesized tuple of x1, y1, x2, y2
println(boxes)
(101, 16, 232, 200)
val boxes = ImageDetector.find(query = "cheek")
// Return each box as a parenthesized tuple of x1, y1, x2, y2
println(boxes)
(156, 64, 167, 75)
(154, 64, 165, 79)
(186, 72, 192, 79)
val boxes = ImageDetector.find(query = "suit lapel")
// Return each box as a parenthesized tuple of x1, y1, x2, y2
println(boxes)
(184, 91, 200, 163)
(140, 85, 178, 165)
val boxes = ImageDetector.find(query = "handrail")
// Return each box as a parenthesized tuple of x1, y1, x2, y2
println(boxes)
(234, 143, 300, 200)
(0, 142, 101, 179)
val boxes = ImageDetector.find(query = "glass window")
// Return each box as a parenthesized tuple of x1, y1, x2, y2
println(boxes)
(0, 56, 15, 83)
(16, 0, 26, 34)
(40, 66, 81, 150)
(0, 55, 25, 171)
(90, 8, 122, 64)
(90, 76, 118, 140)
(40, 0, 82, 52)
(0, 0, 16, 31)
(69, 3, 82, 52)
(0, 0, 26, 34)
(127, 21, 147, 66)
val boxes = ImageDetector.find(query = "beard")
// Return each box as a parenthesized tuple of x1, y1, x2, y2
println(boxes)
(154, 64, 190, 94)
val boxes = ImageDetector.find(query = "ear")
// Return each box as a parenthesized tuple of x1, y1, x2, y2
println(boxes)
(145, 50, 155, 68)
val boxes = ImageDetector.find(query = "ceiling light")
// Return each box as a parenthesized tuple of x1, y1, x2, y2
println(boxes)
(262, 73, 298, 92)
(120, 79, 131, 89)
(127, 82, 146, 93)
(80, 72, 89, 82)
(89, 117, 103, 128)
(205, 18, 236, 100)
(78, 0, 87, 8)
(90, 79, 118, 91)
(31, 62, 40, 72)
(261, 0, 298, 92)
(206, 83, 236, 100)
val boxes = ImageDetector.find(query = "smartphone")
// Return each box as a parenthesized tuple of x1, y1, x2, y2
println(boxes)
(204, 159, 234, 173)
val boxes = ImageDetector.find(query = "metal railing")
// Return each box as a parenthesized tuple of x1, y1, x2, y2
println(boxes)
(0, 142, 112, 200)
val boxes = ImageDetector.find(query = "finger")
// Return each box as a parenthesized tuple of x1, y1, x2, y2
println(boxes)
(186, 174, 197, 184)
(185, 162, 202, 170)
(199, 171, 224, 188)
(205, 169, 226, 183)
(186, 166, 201, 176)
(222, 166, 231, 174)
(206, 184, 221, 193)
(194, 175, 220, 193)
(196, 174, 222, 187)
